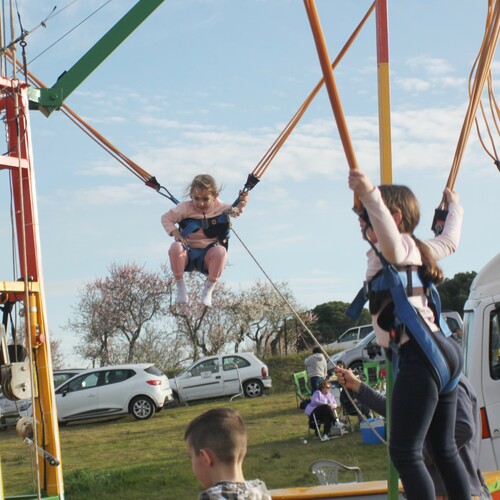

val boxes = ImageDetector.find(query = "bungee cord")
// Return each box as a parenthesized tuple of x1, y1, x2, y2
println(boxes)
(444, 0, 500, 193)
(470, 0, 500, 171)
(231, 226, 388, 445)
(8, 1, 375, 210)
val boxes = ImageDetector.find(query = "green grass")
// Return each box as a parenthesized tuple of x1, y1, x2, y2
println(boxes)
(1, 392, 389, 499)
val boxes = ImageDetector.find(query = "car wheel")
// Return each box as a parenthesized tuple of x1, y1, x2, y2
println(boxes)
(130, 396, 156, 420)
(243, 380, 263, 398)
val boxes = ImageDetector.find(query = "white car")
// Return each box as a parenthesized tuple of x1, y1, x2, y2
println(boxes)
(0, 369, 84, 428)
(55, 363, 173, 423)
(0, 391, 32, 428)
(170, 353, 272, 402)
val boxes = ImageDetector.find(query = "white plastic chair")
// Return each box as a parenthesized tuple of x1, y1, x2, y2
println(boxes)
(309, 459, 363, 485)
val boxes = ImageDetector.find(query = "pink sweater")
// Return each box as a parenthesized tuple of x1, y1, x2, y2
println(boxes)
(360, 187, 463, 347)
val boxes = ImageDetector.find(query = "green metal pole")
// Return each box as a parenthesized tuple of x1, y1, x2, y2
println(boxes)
(31, 0, 164, 115)
(385, 354, 400, 498)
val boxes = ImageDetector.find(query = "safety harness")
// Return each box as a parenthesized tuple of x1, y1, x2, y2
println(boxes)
(346, 251, 458, 395)
(178, 213, 230, 274)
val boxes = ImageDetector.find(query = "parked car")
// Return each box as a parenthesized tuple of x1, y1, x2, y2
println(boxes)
(53, 369, 85, 389)
(0, 391, 32, 428)
(0, 369, 85, 428)
(330, 330, 381, 373)
(54, 363, 173, 423)
(327, 324, 373, 352)
(329, 312, 463, 373)
(170, 353, 272, 402)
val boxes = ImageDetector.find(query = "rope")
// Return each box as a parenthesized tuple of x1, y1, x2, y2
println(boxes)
(250, 2, 375, 181)
(470, 0, 500, 171)
(4, 51, 183, 202)
(231, 226, 387, 445)
(444, 0, 500, 200)
(29, 0, 112, 65)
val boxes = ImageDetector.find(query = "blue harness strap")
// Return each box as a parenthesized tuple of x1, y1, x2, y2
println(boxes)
(180, 214, 230, 240)
(347, 262, 457, 394)
(380, 263, 457, 394)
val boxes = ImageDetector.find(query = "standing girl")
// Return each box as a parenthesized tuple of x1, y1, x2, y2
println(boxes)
(161, 174, 248, 307)
(346, 169, 469, 499)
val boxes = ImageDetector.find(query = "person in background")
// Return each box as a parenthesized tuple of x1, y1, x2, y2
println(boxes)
(184, 407, 271, 500)
(304, 346, 328, 393)
(335, 366, 491, 500)
(335, 361, 372, 421)
(304, 380, 340, 441)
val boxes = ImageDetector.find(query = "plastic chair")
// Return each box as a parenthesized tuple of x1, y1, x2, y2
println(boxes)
(309, 459, 363, 485)
(362, 361, 382, 388)
(293, 370, 311, 407)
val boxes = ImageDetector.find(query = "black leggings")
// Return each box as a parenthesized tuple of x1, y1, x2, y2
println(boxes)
(309, 405, 336, 435)
(390, 336, 470, 499)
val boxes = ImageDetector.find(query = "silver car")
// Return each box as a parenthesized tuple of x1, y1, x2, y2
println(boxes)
(330, 330, 382, 373)
(329, 312, 463, 373)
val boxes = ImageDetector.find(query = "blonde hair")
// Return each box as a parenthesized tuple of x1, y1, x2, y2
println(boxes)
(378, 184, 444, 284)
(186, 174, 220, 198)
(184, 408, 247, 464)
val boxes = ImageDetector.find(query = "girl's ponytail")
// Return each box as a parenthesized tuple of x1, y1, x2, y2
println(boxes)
(413, 236, 444, 284)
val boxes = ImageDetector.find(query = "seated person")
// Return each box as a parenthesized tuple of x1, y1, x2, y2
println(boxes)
(184, 407, 272, 500)
(304, 380, 340, 441)
(339, 385, 372, 420)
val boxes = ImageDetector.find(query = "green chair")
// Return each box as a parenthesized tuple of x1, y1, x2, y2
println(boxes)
(293, 370, 311, 407)
(362, 361, 383, 388)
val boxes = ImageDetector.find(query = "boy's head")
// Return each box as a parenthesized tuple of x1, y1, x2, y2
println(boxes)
(184, 408, 247, 488)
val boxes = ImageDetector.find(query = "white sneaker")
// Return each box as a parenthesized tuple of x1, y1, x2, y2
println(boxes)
(200, 280, 216, 307)
(320, 434, 330, 442)
(175, 280, 189, 304)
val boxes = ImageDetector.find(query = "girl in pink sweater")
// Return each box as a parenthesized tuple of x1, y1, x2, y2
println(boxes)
(161, 175, 248, 307)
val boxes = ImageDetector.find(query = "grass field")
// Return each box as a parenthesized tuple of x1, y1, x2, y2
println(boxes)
(1, 391, 390, 499)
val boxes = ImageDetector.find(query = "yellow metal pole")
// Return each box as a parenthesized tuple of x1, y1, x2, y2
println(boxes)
(376, 0, 393, 185)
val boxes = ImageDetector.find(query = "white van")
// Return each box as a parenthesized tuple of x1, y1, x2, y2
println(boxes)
(463, 252, 500, 471)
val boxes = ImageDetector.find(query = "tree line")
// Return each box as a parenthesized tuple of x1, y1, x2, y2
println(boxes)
(63, 262, 476, 370)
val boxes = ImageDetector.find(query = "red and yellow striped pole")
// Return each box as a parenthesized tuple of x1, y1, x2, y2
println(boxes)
(376, 1, 399, 498)
(376, 0, 393, 185)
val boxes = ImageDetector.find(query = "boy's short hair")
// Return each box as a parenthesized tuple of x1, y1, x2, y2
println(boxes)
(184, 408, 247, 464)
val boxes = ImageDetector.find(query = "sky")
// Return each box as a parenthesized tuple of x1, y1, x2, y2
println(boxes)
(1, 0, 499, 367)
